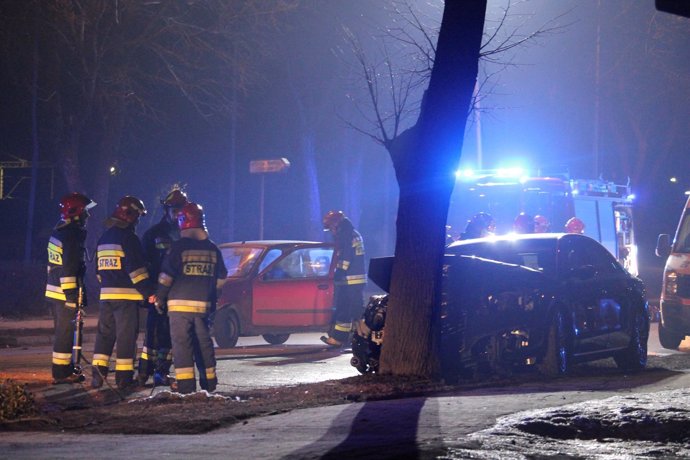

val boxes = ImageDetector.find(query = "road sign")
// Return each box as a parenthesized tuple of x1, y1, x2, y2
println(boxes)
(250, 158, 290, 174)
(249, 158, 291, 240)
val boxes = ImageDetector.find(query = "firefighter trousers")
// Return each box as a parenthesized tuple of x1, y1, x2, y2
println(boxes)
(169, 312, 216, 394)
(328, 284, 365, 344)
(138, 304, 172, 379)
(51, 300, 76, 380)
(92, 300, 140, 387)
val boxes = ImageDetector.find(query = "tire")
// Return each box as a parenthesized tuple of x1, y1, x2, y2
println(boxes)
(537, 310, 570, 377)
(212, 307, 239, 349)
(349, 356, 368, 375)
(262, 333, 290, 345)
(614, 309, 649, 371)
(658, 321, 684, 350)
(350, 333, 378, 374)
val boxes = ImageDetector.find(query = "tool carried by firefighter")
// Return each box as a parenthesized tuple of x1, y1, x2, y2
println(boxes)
(70, 283, 87, 382)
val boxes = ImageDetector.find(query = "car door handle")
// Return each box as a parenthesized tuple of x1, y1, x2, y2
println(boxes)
(317, 284, 329, 290)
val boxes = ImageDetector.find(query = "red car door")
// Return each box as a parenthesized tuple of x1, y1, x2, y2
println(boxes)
(251, 246, 334, 327)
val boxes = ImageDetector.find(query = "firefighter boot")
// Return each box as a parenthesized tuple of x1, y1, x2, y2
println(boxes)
(116, 371, 136, 391)
(153, 372, 170, 386)
(153, 350, 172, 386)
(320, 335, 343, 348)
(52, 372, 84, 385)
(137, 373, 149, 386)
(91, 367, 106, 389)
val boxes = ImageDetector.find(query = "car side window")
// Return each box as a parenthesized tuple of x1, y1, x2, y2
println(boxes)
(559, 238, 586, 275)
(559, 237, 621, 276)
(258, 249, 282, 274)
(581, 239, 622, 275)
(263, 248, 334, 280)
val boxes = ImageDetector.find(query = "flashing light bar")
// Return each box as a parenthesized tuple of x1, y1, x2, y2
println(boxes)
(496, 167, 526, 178)
(455, 166, 529, 181)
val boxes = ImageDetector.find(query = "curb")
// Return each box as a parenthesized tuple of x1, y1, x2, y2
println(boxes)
(0, 329, 98, 348)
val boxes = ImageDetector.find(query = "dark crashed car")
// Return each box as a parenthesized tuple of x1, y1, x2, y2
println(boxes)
(351, 233, 649, 379)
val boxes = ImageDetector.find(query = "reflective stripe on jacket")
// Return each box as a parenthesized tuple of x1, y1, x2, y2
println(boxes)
(157, 237, 228, 314)
(45, 223, 86, 304)
(97, 225, 153, 301)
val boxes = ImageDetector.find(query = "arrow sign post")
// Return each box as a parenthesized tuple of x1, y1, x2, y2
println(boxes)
(249, 158, 290, 239)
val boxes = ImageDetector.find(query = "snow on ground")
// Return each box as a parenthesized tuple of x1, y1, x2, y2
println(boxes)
(445, 388, 690, 459)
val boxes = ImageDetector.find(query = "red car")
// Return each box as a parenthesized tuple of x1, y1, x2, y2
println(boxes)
(212, 240, 335, 348)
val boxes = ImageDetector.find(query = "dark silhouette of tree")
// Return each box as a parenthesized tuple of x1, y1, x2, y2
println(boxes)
(373, 2, 488, 377)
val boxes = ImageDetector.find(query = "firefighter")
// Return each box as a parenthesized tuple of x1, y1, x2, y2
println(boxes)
(92, 196, 154, 390)
(534, 215, 550, 233)
(138, 189, 188, 386)
(460, 212, 495, 239)
(153, 202, 227, 394)
(513, 212, 535, 234)
(45, 192, 96, 384)
(565, 217, 585, 234)
(320, 210, 366, 348)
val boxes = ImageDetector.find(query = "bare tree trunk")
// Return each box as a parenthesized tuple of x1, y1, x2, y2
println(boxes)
(24, 26, 40, 263)
(380, 1, 487, 378)
(302, 134, 322, 240)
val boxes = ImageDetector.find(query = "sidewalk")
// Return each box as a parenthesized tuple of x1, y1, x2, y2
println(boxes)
(0, 316, 98, 347)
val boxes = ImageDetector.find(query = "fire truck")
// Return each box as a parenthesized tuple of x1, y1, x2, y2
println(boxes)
(447, 169, 638, 275)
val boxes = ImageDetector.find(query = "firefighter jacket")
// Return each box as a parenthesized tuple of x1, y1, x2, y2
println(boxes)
(96, 223, 154, 301)
(45, 222, 87, 306)
(157, 236, 228, 315)
(334, 218, 366, 286)
(142, 217, 178, 280)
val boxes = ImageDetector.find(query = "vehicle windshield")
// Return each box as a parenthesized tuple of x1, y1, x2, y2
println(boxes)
(447, 238, 558, 275)
(674, 211, 690, 254)
(221, 246, 264, 278)
(448, 180, 572, 235)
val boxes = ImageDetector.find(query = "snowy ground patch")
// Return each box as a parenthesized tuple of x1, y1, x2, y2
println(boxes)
(446, 388, 690, 459)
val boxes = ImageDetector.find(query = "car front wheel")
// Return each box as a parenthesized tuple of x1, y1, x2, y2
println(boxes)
(262, 333, 290, 345)
(213, 307, 240, 348)
(658, 321, 684, 350)
(537, 309, 570, 377)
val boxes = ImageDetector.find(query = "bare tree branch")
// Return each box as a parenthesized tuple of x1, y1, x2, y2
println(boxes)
(342, 0, 572, 146)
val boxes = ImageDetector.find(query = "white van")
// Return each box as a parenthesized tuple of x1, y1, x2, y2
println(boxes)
(656, 195, 690, 349)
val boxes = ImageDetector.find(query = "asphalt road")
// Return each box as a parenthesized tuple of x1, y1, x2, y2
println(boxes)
(3, 327, 690, 459)
(0, 332, 360, 390)
(1, 325, 688, 390)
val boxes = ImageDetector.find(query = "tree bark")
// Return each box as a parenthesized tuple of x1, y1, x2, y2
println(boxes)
(379, 1, 487, 377)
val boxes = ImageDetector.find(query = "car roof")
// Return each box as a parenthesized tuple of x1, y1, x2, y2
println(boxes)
(446, 232, 587, 249)
(219, 240, 330, 249)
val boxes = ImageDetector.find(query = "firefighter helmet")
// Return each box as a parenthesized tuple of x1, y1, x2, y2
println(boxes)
(462, 212, 495, 239)
(565, 217, 585, 234)
(161, 189, 188, 209)
(112, 196, 147, 224)
(59, 192, 96, 221)
(177, 202, 206, 231)
(533, 215, 550, 233)
(513, 212, 535, 234)
(323, 210, 345, 231)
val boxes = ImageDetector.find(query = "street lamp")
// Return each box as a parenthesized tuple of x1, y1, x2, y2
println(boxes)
(249, 158, 290, 239)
